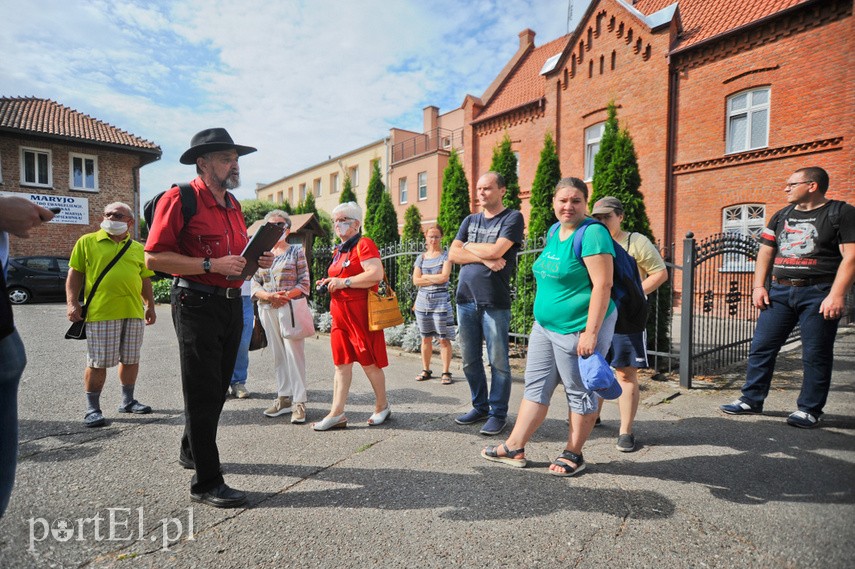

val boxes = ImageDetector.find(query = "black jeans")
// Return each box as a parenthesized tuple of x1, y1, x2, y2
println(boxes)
(171, 286, 243, 494)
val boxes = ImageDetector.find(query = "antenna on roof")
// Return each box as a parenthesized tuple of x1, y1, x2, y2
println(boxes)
(567, 0, 574, 34)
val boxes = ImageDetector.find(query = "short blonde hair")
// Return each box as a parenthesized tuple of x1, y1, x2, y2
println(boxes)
(264, 210, 291, 228)
(332, 201, 362, 223)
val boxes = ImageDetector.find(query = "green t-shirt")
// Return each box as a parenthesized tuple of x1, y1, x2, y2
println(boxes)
(533, 222, 616, 334)
(69, 230, 154, 322)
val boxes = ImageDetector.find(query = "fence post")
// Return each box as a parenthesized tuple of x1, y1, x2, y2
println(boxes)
(680, 232, 696, 389)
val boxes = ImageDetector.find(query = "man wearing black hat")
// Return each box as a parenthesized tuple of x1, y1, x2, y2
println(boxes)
(145, 128, 273, 508)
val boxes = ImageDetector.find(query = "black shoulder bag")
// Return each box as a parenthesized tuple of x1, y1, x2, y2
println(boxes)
(65, 239, 134, 340)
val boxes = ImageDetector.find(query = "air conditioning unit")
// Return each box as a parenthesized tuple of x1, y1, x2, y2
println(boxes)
(441, 136, 452, 149)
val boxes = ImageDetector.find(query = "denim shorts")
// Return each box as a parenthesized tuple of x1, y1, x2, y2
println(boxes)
(522, 310, 617, 415)
(608, 331, 649, 369)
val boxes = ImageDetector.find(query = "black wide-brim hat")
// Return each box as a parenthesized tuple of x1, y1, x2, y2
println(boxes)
(179, 128, 257, 165)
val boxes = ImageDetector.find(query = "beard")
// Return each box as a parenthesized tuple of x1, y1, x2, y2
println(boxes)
(223, 173, 240, 190)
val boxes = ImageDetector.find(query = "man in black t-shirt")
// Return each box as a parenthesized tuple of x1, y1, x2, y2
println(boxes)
(449, 172, 524, 436)
(721, 167, 855, 428)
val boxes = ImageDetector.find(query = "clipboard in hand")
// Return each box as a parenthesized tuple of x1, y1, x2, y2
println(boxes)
(226, 222, 285, 280)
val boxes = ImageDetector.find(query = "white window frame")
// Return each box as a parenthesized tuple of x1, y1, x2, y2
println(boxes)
(331, 172, 339, 194)
(721, 203, 766, 272)
(69, 152, 99, 192)
(417, 171, 428, 201)
(726, 87, 770, 154)
(313, 178, 321, 197)
(399, 178, 408, 204)
(20, 146, 52, 187)
(584, 122, 604, 181)
(349, 166, 359, 187)
(299, 183, 307, 202)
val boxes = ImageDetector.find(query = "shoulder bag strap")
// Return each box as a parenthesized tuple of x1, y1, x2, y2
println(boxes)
(80, 239, 133, 319)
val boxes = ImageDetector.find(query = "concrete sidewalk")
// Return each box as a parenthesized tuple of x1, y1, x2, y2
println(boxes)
(1, 303, 853, 568)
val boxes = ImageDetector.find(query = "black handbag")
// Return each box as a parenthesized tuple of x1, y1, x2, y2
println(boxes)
(248, 300, 267, 351)
(65, 239, 133, 340)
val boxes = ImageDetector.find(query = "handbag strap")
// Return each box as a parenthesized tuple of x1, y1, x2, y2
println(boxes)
(80, 239, 133, 319)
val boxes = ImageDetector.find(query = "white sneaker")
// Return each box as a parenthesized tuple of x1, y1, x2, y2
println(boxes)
(232, 383, 250, 399)
(264, 396, 292, 417)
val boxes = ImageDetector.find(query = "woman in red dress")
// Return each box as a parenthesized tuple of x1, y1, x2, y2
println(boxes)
(313, 201, 390, 431)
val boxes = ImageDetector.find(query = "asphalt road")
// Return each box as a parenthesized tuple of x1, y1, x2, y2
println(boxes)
(1, 303, 853, 568)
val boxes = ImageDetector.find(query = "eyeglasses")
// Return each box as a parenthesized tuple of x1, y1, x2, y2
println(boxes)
(785, 181, 814, 188)
(104, 212, 130, 220)
(272, 222, 288, 228)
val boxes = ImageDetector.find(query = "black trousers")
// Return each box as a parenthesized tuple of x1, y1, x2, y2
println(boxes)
(171, 286, 243, 494)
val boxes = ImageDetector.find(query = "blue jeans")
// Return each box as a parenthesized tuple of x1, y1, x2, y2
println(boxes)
(456, 302, 512, 420)
(0, 330, 26, 517)
(230, 295, 253, 385)
(741, 283, 840, 416)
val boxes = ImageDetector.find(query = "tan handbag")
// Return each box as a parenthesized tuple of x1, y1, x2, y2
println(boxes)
(367, 276, 404, 331)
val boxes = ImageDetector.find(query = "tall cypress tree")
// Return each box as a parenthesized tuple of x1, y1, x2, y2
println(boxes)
(372, 190, 399, 247)
(590, 101, 668, 357)
(340, 173, 357, 204)
(301, 191, 318, 216)
(489, 134, 521, 210)
(364, 160, 384, 239)
(511, 132, 561, 335)
(437, 148, 470, 249)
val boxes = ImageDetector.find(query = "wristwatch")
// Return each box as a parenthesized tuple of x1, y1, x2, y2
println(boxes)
(202, 257, 212, 273)
(344, 278, 352, 288)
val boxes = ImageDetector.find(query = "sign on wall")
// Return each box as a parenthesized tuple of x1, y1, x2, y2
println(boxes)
(0, 191, 90, 225)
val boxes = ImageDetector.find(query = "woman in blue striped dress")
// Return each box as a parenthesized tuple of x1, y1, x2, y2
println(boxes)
(412, 226, 455, 384)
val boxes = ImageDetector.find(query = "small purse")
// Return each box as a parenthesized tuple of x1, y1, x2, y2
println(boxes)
(279, 296, 315, 339)
(65, 239, 133, 340)
(249, 300, 267, 351)
(367, 276, 404, 331)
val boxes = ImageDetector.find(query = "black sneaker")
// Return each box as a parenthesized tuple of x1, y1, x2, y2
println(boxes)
(720, 399, 763, 415)
(455, 409, 488, 425)
(190, 483, 247, 508)
(616, 433, 635, 452)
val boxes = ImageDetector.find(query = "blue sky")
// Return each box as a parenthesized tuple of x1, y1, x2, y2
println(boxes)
(1, 0, 591, 202)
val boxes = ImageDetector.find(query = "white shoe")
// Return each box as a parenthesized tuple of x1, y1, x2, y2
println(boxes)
(264, 396, 292, 417)
(312, 413, 347, 431)
(367, 406, 391, 426)
(291, 402, 307, 424)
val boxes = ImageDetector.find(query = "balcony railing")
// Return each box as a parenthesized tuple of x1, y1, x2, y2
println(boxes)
(390, 127, 463, 164)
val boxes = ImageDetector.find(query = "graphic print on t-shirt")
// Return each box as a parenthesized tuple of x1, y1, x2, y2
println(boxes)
(778, 220, 818, 257)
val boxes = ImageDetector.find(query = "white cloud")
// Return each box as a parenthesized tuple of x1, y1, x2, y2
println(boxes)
(1, 0, 574, 202)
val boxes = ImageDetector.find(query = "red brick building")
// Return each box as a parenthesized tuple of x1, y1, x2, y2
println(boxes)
(0, 97, 161, 257)
(461, 0, 853, 258)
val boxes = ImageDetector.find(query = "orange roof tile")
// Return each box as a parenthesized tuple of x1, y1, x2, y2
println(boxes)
(0, 96, 161, 155)
(634, 0, 811, 50)
(475, 35, 570, 122)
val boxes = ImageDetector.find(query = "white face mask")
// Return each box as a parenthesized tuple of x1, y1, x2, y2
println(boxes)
(100, 220, 128, 236)
(335, 220, 355, 234)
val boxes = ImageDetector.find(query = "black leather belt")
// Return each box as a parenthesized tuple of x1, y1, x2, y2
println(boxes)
(174, 278, 242, 299)
(773, 276, 835, 287)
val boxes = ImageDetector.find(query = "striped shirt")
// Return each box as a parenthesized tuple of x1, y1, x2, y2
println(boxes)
(251, 245, 310, 301)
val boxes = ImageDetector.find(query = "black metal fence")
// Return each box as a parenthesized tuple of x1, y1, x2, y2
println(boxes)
(311, 232, 852, 388)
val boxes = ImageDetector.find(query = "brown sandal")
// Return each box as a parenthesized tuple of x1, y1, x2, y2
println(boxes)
(440, 372, 453, 385)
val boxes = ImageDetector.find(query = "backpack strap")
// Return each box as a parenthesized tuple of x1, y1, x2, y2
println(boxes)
(547, 222, 560, 240)
(173, 183, 197, 225)
(571, 218, 598, 262)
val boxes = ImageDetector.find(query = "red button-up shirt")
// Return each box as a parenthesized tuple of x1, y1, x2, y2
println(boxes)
(145, 177, 248, 289)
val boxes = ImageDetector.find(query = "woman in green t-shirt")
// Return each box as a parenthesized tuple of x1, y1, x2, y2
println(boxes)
(481, 177, 617, 476)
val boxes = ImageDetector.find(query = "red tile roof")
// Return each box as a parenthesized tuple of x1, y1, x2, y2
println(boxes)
(475, 35, 570, 122)
(634, 0, 812, 51)
(476, 0, 815, 122)
(0, 97, 161, 156)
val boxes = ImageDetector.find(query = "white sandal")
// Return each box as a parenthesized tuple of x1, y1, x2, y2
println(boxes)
(312, 414, 347, 431)
(367, 406, 391, 426)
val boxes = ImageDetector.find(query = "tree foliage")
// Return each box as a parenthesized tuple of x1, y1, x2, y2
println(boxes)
(397, 205, 424, 320)
(340, 173, 357, 204)
(437, 148, 470, 248)
(372, 190, 399, 247)
(489, 134, 520, 210)
(364, 160, 384, 239)
(511, 132, 561, 335)
(239, 199, 282, 226)
(401, 205, 425, 246)
(299, 191, 318, 215)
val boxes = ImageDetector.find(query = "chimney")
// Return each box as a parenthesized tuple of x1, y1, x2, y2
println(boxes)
(519, 28, 536, 49)
(423, 105, 439, 133)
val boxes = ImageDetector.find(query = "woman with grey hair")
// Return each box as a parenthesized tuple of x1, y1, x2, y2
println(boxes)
(251, 210, 311, 424)
(313, 201, 390, 430)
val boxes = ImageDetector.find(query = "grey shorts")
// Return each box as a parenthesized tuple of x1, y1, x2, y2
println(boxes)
(85, 318, 145, 368)
(522, 310, 617, 415)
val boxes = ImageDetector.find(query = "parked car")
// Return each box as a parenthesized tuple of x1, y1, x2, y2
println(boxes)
(6, 256, 70, 304)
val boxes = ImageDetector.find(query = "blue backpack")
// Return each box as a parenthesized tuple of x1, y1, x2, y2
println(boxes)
(548, 219, 648, 334)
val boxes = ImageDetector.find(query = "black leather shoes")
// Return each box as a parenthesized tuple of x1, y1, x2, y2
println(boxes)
(178, 456, 195, 470)
(190, 483, 247, 508)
